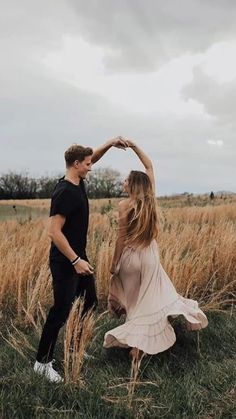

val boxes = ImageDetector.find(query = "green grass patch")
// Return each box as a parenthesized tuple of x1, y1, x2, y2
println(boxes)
(0, 311, 235, 418)
(0, 205, 48, 222)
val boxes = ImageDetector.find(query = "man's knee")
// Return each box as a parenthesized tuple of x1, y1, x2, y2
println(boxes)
(46, 303, 72, 328)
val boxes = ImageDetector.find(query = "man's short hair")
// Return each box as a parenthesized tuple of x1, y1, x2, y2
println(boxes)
(64, 144, 93, 167)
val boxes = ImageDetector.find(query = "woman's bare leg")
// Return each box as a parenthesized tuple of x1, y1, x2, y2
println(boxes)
(129, 347, 144, 361)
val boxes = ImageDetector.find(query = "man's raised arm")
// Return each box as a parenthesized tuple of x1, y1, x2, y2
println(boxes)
(91, 136, 128, 164)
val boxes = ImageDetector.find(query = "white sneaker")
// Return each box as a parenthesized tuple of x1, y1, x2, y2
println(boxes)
(34, 360, 63, 383)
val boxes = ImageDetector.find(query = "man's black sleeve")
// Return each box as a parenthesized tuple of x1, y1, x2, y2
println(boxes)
(50, 188, 74, 218)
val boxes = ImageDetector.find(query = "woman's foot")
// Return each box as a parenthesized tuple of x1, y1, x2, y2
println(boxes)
(129, 347, 144, 361)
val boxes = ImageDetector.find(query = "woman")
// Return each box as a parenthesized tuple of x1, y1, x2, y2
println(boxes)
(103, 139, 208, 360)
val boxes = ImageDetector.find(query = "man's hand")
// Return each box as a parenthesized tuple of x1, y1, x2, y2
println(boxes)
(110, 136, 129, 150)
(74, 258, 94, 275)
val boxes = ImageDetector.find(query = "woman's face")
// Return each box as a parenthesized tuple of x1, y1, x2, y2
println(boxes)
(123, 177, 130, 194)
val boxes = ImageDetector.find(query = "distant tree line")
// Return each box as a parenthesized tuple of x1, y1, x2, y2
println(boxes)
(86, 168, 123, 199)
(0, 168, 123, 200)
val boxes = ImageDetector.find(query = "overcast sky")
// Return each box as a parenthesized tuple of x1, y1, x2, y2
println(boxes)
(1, 0, 236, 195)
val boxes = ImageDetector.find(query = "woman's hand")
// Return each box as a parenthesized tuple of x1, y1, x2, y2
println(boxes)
(124, 138, 136, 148)
(110, 267, 115, 275)
(110, 261, 117, 275)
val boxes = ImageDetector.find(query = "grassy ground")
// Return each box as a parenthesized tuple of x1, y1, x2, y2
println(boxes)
(0, 192, 235, 215)
(0, 197, 235, 418)
(0, 310, 235, 419)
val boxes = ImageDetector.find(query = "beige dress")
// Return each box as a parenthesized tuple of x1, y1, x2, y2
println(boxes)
(103, 240, 208, 354)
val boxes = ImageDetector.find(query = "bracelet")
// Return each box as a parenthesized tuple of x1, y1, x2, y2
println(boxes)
(71, 256, 81, 266)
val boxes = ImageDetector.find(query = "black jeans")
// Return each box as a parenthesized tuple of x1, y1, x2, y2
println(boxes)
(36, 260, 98, 363)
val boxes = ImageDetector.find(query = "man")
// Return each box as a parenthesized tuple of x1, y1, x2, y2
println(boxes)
(34, 136, 127, 382)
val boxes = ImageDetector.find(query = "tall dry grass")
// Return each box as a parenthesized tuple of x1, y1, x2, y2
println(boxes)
(0, 218, 51, 328)
(64, 298, 95, 385)
(158, 204, 236, 310)
(0, 203, 235, 329)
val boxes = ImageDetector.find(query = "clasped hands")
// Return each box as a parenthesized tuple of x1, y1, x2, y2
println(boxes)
(110, 136, 135, 150)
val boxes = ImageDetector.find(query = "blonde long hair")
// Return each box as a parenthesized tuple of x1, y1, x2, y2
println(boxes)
(124, 170, 158, 248)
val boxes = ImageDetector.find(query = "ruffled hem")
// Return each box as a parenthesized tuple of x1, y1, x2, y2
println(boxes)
(103, 296, 208, 355)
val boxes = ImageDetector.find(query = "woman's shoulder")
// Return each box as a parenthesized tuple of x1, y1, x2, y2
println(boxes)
(118, 199, 132, 217)
(118, 198, 130, 210)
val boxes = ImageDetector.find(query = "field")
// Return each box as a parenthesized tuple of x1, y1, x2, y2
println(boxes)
(0, 195, 235, 418)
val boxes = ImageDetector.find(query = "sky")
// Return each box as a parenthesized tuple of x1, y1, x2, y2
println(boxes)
(1, 0, 236, 195)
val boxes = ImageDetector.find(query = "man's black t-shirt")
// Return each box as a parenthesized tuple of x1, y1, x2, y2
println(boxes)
(49, 178, 89, 262)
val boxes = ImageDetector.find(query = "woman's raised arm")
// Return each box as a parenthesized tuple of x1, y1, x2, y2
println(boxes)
(125, 139, 156, 193)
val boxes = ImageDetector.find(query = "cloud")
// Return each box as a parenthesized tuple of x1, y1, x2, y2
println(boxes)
(207, 140, 224, 147)
(2, 0, 236, 75)
(0, 0, 235, 195)
(69, 0, 236, 72)
(182, 67, 236, 129)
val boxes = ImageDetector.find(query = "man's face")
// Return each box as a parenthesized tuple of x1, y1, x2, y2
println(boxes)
(75, 156, 92, 178)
